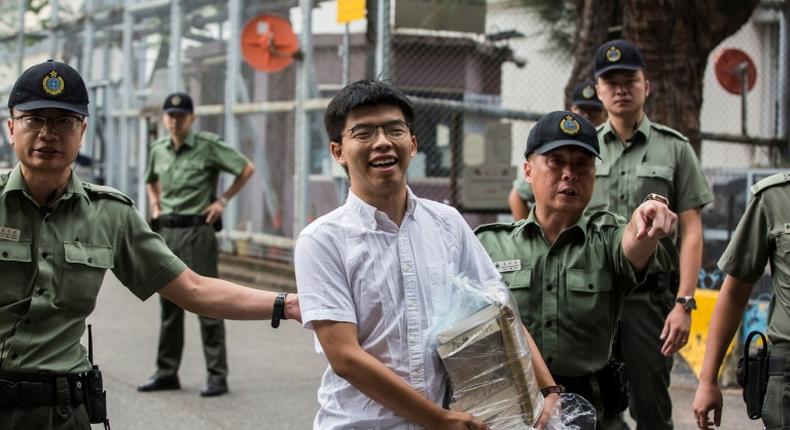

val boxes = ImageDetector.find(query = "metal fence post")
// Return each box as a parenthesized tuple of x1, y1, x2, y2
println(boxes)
(224, 0, 242, 233)
(375, 0, 390, 79)
(294, 0, 314, 237)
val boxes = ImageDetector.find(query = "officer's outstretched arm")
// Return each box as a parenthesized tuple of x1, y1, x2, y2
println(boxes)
(621, 200, 677, 271)
(158, 268, 301, 322)
(692, 275, 753, 429)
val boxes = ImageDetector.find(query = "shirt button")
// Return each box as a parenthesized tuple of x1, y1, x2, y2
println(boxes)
(87, 258, 93, 264)
(620, 194, 626, 200)
(620, 171, 626, 176)
(36, 288, 44, 295)
(1, 252, 6, 258)
(546, 284, 553, 291)
(545, 320, 552, 328)
(588, 284, 594, 290)
(42, 252, 48, 259)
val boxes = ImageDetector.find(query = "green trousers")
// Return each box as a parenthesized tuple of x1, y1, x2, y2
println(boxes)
(763, 345, 790, 429)
(0, 378, 91, 430)
(618, 286, 675, 430)
(154, 225, 228, 385)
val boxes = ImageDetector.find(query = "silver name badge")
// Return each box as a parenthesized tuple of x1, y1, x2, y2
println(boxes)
(0, 227, 21, 242)
(495, 259, 521, 273)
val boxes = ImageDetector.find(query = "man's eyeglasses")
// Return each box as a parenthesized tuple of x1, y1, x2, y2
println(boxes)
(12, 115, 84, 132)
(343, 121, 411, 143)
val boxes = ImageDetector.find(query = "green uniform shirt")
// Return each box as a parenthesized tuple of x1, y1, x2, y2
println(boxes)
(145, 130, 249, 215)
(592, 116, 713, 270)
(0, 165, 187, 374)
(475, 209, 644, 377)
(718, 173, 790, 345)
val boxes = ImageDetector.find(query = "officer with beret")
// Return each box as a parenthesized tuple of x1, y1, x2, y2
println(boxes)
(138, 92, 255, 397)
(692, 172, 790, 429)
(509, 80, 607, 220)
(0, 60, 298, 430)
(591, 39, 714, 429)
(476, 110, 677, 428)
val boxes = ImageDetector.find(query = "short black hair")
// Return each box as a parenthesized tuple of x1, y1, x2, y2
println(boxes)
(324, 80, 415, 143)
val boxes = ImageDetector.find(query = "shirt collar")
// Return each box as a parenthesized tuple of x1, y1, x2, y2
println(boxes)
(602, 114, 653, 146)
(517, 206, 588, 240)
(346, 187, 418, 230)
(1, 164, 89, 204)
(168, 130, 196, 150)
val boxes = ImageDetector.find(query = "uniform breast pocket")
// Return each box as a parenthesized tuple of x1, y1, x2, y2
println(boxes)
(776, 233, 790, 254)
(566, 269, 614, 330)
(633, 164, 673, 206)
(503, 269, 532, 323)
(60, 242, 114, 313)
(590, 165, 611, 210)
(0, 240, 33, 304)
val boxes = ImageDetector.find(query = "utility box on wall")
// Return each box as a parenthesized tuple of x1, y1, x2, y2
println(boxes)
(460, 123, 515, 211)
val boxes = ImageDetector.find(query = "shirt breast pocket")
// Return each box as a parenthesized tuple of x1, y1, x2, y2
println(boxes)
(566, 269, 614, 330)
(503, 269, 532, 323)
(633, 164, 673, 206)
(0, 240, 33, 304)
(591, 165, 610, 210)
(60, 242, 114, 313)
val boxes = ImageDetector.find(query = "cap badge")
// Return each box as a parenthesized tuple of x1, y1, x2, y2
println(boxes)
(606, 46, 622, 63)
(582, 85, 595, 99)
(170, 95, 181, 106)
(42, 71, 64, 96)
(559, 115, 580, 136)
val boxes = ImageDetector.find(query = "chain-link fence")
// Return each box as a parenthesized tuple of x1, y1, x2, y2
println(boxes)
(0, 0, 786, 265)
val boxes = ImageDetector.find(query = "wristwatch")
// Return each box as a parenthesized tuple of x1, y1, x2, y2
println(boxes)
(218, 196, 229, 206)
(540, 385, 565, 397)
(643, 193, 669, 206)
(676, 296, 697, 311)
(271, 292, 288, 328)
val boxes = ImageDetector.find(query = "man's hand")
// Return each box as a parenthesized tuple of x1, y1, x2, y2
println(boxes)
(634, 199, 677, 241)
(285, 294, 302, 323)
(660, 305, 691, 356)
(202, 200, 225, 224)
(534, 393, 560, 429)
(429, 410, 488, 430)
(692, 380, 723, 429)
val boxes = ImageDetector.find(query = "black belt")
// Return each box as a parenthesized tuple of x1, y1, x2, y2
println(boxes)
(156, 215, 209, 229)
(0, 373, 84, 408)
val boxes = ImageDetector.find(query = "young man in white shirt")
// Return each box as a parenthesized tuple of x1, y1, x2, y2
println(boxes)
(295, 80, 559, 430)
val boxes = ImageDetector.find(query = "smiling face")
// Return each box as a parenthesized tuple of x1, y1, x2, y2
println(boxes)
(596, 69, 650, 118)
(329, 104, 417, 203)
(526, 147, 595, 217)
(7, 108, 86, 175)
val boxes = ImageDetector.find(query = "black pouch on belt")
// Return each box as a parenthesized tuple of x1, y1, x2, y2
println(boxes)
(736, 330, 769, 419)
(596, 359, 630, 416)
(83, 365, 108, 424)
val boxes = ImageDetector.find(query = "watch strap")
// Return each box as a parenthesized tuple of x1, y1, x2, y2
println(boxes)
(271, 292, 288, 329)
(540, 385, 565, 396)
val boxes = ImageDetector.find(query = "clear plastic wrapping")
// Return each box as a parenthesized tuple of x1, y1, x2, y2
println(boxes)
(430, 276, 597, 429)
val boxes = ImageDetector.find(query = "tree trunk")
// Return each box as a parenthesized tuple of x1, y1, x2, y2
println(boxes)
(568, 0, 760, 155)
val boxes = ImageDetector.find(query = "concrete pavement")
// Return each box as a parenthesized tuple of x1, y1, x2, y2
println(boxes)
(88, 272, 761, 429)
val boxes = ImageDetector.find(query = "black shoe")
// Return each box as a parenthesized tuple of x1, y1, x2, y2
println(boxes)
(137, 375, 181, 392)
(199, 382, 228, 397)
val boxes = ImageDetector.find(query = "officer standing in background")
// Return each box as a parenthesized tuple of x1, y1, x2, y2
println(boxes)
(592, 39, 714, 429)
(138, 93, 255, 397)
(509, 80, 607, 220)
(477, 110, 677, 429)
(692, 172, 790, 430)
(0, 60, 298, 430)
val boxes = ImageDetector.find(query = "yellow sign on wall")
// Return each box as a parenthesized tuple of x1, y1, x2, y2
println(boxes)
(338, 0, 366, 24)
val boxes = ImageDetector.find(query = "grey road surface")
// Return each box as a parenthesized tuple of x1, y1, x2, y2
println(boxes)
(88, 273, 760, 429)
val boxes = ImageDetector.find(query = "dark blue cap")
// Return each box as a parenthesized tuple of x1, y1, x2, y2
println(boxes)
(162, 92, 193, 113)
(593, 39, 646, 79)
(525, 111, 600, 159)
(571, 79, 603, 109)
(8, 60, 89, 116)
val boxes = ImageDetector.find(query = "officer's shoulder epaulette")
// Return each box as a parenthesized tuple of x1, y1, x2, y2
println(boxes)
(0, 173, 8, 188)
(587, 210, 627, 228)
(474, 221, 520, 235)
(751, 172, 790, 195)
(83, 183, 134, 206)
(650, 122, 689, 142)
(195, 130, 222, 142)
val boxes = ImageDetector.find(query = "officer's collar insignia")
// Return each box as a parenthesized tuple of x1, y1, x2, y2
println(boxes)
(42, 71, 65, 96)
(171, 95, 181, 106)
(582, 85, 595, 99)
(559, 115, 580, 136)
(606, 46, 622, 63)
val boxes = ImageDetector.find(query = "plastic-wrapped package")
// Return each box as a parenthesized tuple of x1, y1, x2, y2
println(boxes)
(430, 276, 597, 429)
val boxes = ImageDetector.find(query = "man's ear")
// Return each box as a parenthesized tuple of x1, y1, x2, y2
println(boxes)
(330, 141, 346, 166)
(644, 79, 650, 98)
(524, 159, 532, 184)
(410, 135, 417, 157)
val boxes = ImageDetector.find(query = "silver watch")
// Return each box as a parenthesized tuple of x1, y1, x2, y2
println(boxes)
(676, 296, 697, 311)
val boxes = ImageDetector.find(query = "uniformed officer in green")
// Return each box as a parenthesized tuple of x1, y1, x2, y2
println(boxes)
(0, 60, 299, 430)
(591, 39, 714, 430)
(509, 80, 607, 220)
(476, 110, 678, 427)
(138, 93, 255, 397)
(692, 172, 790, 430)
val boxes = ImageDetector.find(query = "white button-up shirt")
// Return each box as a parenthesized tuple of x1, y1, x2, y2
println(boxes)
(295, 188, 501, 429)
